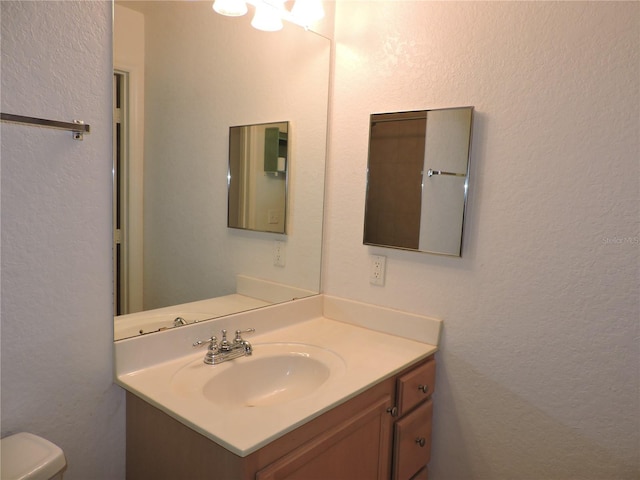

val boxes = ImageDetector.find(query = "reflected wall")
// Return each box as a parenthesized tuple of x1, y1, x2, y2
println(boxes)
(114, 2, 330, 326)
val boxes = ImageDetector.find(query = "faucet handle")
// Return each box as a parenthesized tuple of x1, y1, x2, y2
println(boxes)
(234, 328, 255, 343)
(193, 335, 217, 348)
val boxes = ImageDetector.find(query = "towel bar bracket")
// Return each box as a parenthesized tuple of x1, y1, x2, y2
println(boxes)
(72, 120, 87, 140)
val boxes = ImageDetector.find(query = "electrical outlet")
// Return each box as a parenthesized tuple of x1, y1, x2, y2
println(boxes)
(268, 209, 279, 225)
(273, 241, 286, 267)
(369, 255, 386, 286)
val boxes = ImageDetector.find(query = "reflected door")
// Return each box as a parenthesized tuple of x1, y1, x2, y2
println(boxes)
(364, 113, 425, 250)
(113, 72, 127, 315)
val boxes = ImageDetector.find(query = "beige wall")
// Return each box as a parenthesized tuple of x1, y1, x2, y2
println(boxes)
(325, 1, 639, 478)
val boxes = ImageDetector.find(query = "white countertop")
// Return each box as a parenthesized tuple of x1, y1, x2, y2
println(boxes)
(115, 294, 442, 457)
(116, 315, 437, 457)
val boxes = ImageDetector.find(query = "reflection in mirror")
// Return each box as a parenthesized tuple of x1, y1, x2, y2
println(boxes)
(228, 122, 289, 234)
(113, 1, 330, 340)
(364, 107, 473, 256)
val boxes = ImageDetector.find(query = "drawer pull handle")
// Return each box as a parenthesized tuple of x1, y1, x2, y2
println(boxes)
(415, 437, 426, 447)
(418, 384, 430, 394)
(386, 406, 398, 417)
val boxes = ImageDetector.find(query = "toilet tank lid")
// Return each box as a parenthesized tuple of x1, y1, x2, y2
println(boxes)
(1, 432, 66, 480)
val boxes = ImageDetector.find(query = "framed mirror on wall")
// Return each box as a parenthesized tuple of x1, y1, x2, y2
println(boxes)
(364, 107, 474, 256)
(228, 121, 289, 234)
(113, 1, 330, 340)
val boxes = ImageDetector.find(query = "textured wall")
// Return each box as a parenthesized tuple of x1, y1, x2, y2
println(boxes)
(325, 2, 639, 478)
(0, 1, 125, 478)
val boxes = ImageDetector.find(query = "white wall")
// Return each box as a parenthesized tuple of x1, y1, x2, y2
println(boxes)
(0, 1, 125, 479)
(325, 2, 639, 478)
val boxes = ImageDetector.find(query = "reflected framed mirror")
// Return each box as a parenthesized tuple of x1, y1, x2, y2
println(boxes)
(364, 107, 474, 256)
(228, 121, 289, 234)
(113, 1, 330, 340)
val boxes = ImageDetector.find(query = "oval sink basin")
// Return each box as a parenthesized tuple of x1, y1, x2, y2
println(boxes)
(171, 343, 346, 408)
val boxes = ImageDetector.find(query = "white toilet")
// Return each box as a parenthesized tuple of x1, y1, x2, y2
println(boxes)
(1, 432, 67, 480)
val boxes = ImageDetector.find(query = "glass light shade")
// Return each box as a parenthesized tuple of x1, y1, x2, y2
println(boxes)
(251, 3, 283, 31)
(213, 0, 248, 16)
(291, 0, 324, 26)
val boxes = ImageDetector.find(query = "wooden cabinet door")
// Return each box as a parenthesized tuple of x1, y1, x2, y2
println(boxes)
(392, 400, 433, 480)
(256, 395, 393, 480)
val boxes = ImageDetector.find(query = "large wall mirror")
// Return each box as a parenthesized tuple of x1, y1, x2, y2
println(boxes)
(364, 107, 474, 256)
(113, 1, 330, 340)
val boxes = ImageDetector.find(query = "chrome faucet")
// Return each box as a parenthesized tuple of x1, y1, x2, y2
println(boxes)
(173, 316, 188, 327)
(193, 328, 255, 365)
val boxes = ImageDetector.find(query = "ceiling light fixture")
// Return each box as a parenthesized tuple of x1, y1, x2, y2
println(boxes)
(212, 0, 324, 32)
(251, 0, 285, 31)
(290, 0, 324, 27)
(212, 0, 248, 17)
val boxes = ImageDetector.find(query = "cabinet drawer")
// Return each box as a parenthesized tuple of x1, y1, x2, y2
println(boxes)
(396, 358, 435, 415)
(392, 400, 433, 480)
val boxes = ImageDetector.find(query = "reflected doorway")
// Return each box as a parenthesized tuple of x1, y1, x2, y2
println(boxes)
(113, 70, 144, 315)
(113, 71, 128, 315)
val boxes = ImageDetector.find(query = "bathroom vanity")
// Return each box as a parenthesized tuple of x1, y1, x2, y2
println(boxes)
(115, 295, 441, 480)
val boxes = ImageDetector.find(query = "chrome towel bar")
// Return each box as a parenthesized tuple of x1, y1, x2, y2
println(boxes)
(1, 113, 90, 140)
(426, 169, 466, 178)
